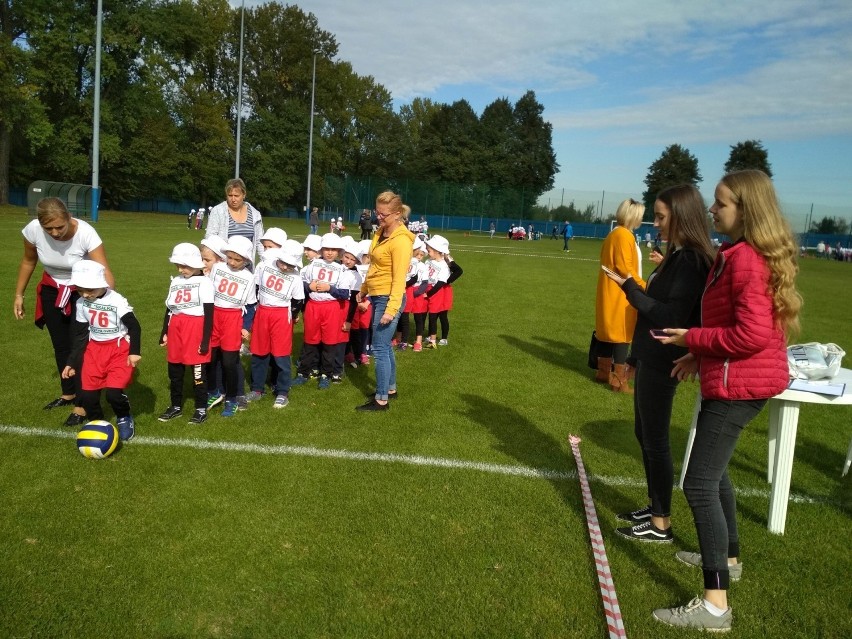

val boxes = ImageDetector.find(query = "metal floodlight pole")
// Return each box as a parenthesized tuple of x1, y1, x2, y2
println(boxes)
(91, 0, 103, 222)
(306, 52, 317, 213)
(235, 0, 246, 178)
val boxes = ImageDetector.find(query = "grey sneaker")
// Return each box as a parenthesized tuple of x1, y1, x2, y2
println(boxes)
(653, 596, 731, 632)
(245, 390, 264, 403)
(676, 551, 742, 582)
(273, 395, 289, 409)
(236, 395, 249, 411)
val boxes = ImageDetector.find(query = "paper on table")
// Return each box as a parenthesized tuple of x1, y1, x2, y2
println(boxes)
(787, 378, 846, 397)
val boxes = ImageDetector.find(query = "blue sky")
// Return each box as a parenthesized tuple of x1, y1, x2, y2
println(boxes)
(244, 0, 852, 226)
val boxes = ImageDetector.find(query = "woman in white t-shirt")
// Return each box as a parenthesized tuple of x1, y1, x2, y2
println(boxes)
(14, 197, 115, 426)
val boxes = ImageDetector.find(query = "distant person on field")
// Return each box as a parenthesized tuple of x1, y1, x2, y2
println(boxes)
(562, 220, 574, 251)
(195, 207, 205, 230)
(188, 208, 196, 229)
(489, 221, 496, 239)
(359, 209, 373, 240)
(14, 197, 116, 427)
(816, 240, 825, 258)
(309, 206, 320, 235)
(63, 260, 141, 442)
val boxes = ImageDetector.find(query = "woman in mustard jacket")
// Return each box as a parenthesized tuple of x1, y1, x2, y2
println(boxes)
(594, 198, 646, 391)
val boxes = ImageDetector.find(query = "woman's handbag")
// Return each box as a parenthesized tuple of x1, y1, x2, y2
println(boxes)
(587, 331, 600, 369)
(787, 342, 845, 380)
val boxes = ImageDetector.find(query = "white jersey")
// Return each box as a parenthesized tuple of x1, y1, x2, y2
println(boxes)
(165, 274, 214, 317)
(356, 263, 370, 282)
(406, 257, 428, 285)
(22, 218, 103, 285)
(426, 259, 450, 286)
(211, 263, 257, 310)
(302, 259, 353, 302)
(75, 289, 133, 342)
(255, 261, 305, 308)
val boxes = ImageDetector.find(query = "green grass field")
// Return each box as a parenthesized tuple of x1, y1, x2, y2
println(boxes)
(0, 206, 850, 638)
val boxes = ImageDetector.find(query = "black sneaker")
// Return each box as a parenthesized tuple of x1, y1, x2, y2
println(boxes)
(158, 406, 183, 422)
(188, 409, 207, 424)
(63, 413, 86, 427)
(617, 505, 652, 523)
(616, 520, 673, 543)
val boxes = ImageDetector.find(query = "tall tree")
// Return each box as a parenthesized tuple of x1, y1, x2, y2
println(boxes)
(511, 90, 558, 208)
(642, 144, 702, 215)
(724, 139, 773, 177)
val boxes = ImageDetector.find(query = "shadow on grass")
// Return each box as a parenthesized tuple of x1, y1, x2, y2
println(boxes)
(498, 333, 589, 375)
(458, 393, 694, 607)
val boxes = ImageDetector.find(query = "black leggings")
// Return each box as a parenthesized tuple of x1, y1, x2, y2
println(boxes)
(168, 362, 208, 410)
(397, 313, 411, 343)
(208, 348, 240, 400)
(428, 311, 449, 340)
(413, 313, 427, 340)
(40, 285, 81, 400)
(596, 341, 629, 364)
(79, 387, 130, 420)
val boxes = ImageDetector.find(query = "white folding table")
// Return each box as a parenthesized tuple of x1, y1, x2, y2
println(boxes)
(678, 367, 852, 534)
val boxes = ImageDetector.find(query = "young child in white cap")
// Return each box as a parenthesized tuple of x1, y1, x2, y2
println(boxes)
(63, 260, 141, 441)
(157, 243, 215, 424)
(292, 232, 355, 387)
(207, 236, 257, 417)
(245, 248, 305, 408)
(195, 207, 205, 230)
(341, 237, 367, 368)
(399, 237, 428, 351)
(424, 234, 452, 349)
(200, 236, 227, 276)
(302, 234, 322, 263)
(258, 227, 288, 257)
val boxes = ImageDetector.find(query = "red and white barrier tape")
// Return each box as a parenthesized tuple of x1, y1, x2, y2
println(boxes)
(569, 435, 627, 639)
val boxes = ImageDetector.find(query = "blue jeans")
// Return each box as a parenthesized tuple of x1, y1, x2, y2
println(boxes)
(310, 224, 318, 234)
(683, 397, 765, 590)
(369, 295, 405, 401)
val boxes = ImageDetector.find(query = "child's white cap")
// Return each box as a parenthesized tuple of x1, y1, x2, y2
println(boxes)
(321, 232, 344, 250)
(426, 234, 450, 255)
(260, 227, 288, 247)
(200, 236, 228, 260)
(303, 234, 322, 253)
(358, 239, 372, 257)
(169, 242, 204, 269)
(341, 236, 359, 258)
(274, 246, 303, 268)
(199, 207, 205, 212)
(282, 239, 304, 267)
(191, 209, 196, 213)
(70, 260, 109, 289)
(263, 248, 285, 265)
(337, 217, 343, 222)
(223, 236, 254, 262)
(412, 237, 425, 252)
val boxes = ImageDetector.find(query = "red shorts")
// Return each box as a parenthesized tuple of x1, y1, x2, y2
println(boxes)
(167, 313, 212, 365)
(406, 286, 428, 314)
(303, 299, 347, 344)
(352, 301, 372, 330)
(211, 307, 243, 351)
(427, 285, 452, 314)
(82, 338, 134, 390)
(250, 305, 294, 357)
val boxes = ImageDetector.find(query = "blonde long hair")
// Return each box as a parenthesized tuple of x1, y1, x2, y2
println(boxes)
(721, 170, 802, 339)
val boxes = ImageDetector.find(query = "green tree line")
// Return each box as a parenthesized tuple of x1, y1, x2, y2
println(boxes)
(0, 0, 557, 214)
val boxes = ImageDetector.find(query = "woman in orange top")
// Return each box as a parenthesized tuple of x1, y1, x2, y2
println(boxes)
(594, 198, 646, 392)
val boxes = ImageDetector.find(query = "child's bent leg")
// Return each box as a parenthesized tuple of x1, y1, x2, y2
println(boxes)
(332, 343, 346, 378)
(78, 389, 104, 420)
(414, 313, 426, 342)
(439, 311, 449, 340)
(105, 387, 131, 419)
(297, 343, 319, 377)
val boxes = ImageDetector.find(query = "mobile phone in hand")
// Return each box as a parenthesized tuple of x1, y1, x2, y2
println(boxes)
(601, 265, 618, 277)
(650, 329, 668, 339)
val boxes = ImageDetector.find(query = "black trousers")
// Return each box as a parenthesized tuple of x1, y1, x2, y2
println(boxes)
(168, 362, 208, 410)
(39, 285, 80, 399)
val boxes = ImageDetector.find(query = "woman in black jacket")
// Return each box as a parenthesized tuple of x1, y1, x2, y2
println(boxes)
(604, 184, 715, 542)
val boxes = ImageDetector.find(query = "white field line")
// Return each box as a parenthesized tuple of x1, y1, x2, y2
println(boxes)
(0, 424, 830, 506)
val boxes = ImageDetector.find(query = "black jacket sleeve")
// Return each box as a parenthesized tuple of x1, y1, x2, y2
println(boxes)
(447, 260, 464, 285)
(160, 309, 171, 345)
(67, 320, 90, 371)
(200, 303, 214, 355)
(121, 312, 142, 356)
